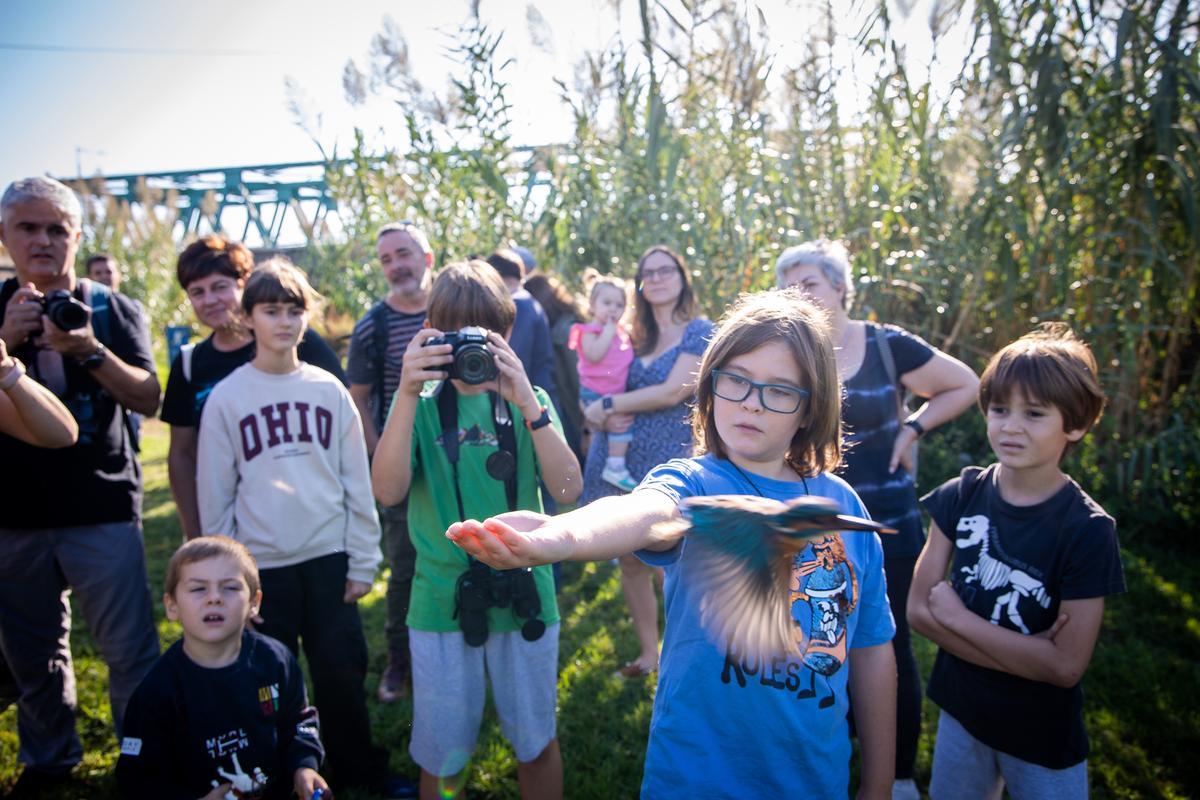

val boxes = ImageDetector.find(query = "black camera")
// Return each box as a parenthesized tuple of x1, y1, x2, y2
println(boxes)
(430, 326, 498, 385)
(40, 290, 90, 331)
(455, 560, 545, 647)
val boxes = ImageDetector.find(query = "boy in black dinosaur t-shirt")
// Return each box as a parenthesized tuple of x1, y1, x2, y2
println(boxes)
(116, 537, 329, 800)
(908, 324, 1125, 799)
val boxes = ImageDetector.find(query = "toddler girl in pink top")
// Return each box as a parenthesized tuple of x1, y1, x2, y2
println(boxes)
(568, 269, 637, 491)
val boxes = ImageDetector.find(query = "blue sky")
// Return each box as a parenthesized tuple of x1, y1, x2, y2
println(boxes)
(0, 0, 968, 201)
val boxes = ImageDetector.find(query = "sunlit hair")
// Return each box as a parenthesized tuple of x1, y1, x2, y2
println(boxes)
(631, 245, 697, 356)
(427, 259, 516, 334)
(979, 323, 1105, 456)
(775, 239, 855, 310)
(486, 247, 526, 282)
(524, 271, 585, 325)
(376, 220, 432, 255)
(693, 288, 842, 477)
(240, 256, 323, 315)
(164, 535, 260, 599)
(581, 267, 628, 315)
(176, 234, 254, 289)
(1, 176, 82, 230)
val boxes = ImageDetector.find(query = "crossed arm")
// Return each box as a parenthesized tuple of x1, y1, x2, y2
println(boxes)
(907, 522, 1105, 687)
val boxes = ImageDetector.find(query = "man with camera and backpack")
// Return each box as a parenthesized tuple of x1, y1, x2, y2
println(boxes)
(0, 176, 161, 791)
(371, 259, 580, 800)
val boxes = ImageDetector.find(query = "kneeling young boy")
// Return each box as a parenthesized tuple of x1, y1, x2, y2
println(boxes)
(116, 536, 329, 799)
(371, 260, 582, 799)
(908, 324, 1126, 799)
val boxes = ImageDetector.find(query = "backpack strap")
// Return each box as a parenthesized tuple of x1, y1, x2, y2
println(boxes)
(78, 278, 113, 345)
(370, 302, 391, 430)
(873, 323, 905, 419)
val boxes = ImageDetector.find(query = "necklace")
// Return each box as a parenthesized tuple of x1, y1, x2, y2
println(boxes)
(728, 460, 810, 498)
(729, 460, 766, 498)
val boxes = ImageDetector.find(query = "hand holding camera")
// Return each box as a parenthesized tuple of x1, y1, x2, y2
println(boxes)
(399, 328, 454, 396)
(0, 283, 47, 348)
(418, 326, 540, 419)
(1, 282, 98, 358)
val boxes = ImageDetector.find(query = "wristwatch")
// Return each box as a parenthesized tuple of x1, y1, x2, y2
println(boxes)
(602, 395, 614, 412)
(79, 342, 108, 370)
(903, 417, 926, 438)
(525, 405, 553, 431)
(0, 358, 25, 391)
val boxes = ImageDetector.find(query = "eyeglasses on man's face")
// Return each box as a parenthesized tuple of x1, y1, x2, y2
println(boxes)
(639, 263, 681, 282)
(711, 369, 809, 414)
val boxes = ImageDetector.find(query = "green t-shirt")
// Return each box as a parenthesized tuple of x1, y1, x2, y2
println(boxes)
(403, 382, 561, 632)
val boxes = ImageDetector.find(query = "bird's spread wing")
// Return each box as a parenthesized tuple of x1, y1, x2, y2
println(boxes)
(679, 494, 895, 662)
(681, 495, 804, 661)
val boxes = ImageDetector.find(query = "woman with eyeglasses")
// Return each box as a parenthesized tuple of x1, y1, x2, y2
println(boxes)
(777, 238, 979, 800)
(580, 245, 714, 678)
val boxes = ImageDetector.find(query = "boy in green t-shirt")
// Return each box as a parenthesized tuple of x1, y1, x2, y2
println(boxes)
(372, 259, 581, 799)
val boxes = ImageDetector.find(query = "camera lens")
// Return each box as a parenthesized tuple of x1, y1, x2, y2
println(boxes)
(455, 344, 497, 385)
(520, 618, 546, 642)
(44, 291, 90, 331)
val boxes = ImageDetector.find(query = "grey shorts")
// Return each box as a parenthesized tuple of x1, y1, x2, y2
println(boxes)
(409, 624, 560, 776)
(930, 711, 1088, 800)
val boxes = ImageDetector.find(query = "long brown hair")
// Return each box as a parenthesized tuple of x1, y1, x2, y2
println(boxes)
(630, 245, 696, 356)
(692, 288, 843, 477)
(524, 271, 585, 326)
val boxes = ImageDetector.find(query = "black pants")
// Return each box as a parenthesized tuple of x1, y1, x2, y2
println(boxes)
(257, 553, 388, 786)
(886, 554, 922, 781)
(380, 501, 417, 664)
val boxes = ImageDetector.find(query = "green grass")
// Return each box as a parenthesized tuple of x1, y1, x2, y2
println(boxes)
(2, 421, 1196, 797)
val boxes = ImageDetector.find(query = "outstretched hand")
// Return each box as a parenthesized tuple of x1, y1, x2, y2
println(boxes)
(446, 510, 569, 568)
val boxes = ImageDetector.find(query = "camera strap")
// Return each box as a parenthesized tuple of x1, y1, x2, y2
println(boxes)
(435, 380, 520, 523)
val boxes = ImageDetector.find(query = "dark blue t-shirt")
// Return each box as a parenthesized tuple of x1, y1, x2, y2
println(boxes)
(921, 464, 1126, 768)
(0, 278, 154, 528)
(839, 322, 934, 558)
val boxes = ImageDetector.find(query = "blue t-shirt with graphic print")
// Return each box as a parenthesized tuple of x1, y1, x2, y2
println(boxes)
(633, 454, 895, 799)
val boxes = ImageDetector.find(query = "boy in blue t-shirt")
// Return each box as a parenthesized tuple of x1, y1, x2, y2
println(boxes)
(371, 259, 582, 799)
(908, 323, 1125, 799)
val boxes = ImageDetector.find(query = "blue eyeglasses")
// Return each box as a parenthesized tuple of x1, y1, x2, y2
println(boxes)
(711, 370, 809, 414)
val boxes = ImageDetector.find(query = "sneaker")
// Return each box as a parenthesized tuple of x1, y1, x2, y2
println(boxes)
(376, 652, 410, 703)
(892, 778, 921, 800)
(602, 466, 638, 492)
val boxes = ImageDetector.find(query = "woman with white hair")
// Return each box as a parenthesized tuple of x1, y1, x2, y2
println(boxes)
(777, 239, 979, 800)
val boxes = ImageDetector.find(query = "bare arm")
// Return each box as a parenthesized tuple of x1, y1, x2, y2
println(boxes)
(167, 425, 202, 539)
(349, 382, 380, 455)
(583, 351, 701, 427)
(889, 349, 980, 472)
(447, 490, 682, 568)
(0, 354, 78, 447)
(371, 329, 451, 507)
(928, 588, 1103, 688)
(371, 388, 418, 507)
(525, 408, 582, 504)
(907, 523, 1009, 671)
(579, 323, 617, 363)
(43, 317, 161, 416)
(849, 642, 897, 799)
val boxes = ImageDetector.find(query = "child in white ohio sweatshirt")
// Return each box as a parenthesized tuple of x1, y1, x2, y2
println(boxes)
(197, 257, 410, 794)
